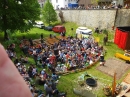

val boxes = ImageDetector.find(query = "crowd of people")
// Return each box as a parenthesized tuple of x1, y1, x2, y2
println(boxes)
(20, 35, 104, 71)
(6, 43, 66, 97)
(59, 3, 130, 10)
(5, 34, 105, 97)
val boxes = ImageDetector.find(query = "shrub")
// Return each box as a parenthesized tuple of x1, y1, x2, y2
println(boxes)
(50, 21, 61, 26)
(4, 37, 20, 46)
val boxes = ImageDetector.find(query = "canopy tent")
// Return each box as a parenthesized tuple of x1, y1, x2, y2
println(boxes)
(114, 26, 130, 50)
(68, 3, 78, 8)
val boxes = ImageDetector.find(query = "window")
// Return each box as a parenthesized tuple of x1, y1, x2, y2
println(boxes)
(56, 0, 58, 3)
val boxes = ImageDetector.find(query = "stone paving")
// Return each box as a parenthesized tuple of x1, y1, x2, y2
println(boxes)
(97, 57, 130, 80)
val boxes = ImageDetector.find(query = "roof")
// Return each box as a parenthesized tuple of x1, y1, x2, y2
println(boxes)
(117, 26, 130, 32)
(35, 21, 43, 24)
(78, 27, 88, 30)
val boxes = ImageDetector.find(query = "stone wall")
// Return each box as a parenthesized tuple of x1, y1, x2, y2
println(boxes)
(115, 9, 130, 27)
(56, 9, 130, 29)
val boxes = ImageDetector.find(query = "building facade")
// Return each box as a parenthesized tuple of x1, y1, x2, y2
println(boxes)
(38, 0, 46, 8)
(51, 0, 78, 9)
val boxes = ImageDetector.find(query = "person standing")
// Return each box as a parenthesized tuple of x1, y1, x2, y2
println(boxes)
(46, 84, 55, 97)
(103, 34, 108, 46)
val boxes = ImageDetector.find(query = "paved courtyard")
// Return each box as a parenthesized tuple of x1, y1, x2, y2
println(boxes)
(97, 58, 130, 80)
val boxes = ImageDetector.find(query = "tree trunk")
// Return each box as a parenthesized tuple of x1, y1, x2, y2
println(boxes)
(3, 0, 9, 40)
(4, 30, 9, 40)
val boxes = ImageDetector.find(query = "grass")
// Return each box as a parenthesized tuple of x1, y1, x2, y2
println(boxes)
(0, 22, 128, 97)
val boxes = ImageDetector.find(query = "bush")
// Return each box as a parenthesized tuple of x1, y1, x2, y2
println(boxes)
(103, 29, 108, 35)
(4, 37, 20, 46)
(50, 21, 61, 26)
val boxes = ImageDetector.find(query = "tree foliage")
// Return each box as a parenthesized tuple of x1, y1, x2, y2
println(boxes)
(42, 0, 57, 25)
(0, 0, 41, 39)
(91, 0, 99, 5)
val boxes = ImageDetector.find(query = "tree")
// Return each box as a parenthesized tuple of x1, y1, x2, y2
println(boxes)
(0, 0, 41, 40)
(42, 0, 57, 25)
(59, 10, 65, 24)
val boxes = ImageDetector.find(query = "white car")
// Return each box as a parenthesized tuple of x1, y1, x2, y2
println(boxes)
(76, 27, 92, 35)
(34, 21, 44, 29)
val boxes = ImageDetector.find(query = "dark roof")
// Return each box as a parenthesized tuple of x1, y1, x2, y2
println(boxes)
(117, 26, 130, 32)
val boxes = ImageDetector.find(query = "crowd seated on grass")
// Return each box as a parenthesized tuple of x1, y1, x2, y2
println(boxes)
(19, 35, 104, 73)
(6, 45, 65, 97)
(5, 34, 105, 97)
(6, 43, 16, 59)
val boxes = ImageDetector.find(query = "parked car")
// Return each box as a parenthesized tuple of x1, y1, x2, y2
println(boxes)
(34, 21, 45, 29)
(44, 26, 53, 31)
(76, 27, 92, 39)
(52, 25, 66, 33)
(76, 27, 92, 35)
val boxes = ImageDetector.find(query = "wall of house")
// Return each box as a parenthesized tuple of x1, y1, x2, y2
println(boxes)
(56, 9, 130, 29)
(51, 0, 77, 9)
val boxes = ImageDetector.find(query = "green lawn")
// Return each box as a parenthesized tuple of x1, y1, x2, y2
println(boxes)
(0, 22, 128, 97)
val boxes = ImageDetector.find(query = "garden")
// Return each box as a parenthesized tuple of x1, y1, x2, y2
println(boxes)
(0, 22, 128, 97)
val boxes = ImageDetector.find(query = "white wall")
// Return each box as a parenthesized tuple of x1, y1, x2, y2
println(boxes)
(68, 0, 77, 4)
(51, 0, 56, 9)
(51, 0, 63, 9)
(39, 2, 43, 7)
(55, 0, 68, 9)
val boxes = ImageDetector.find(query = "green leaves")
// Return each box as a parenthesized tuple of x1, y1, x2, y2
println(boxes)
(0, 0, 41, 32)
(91, 0, 99, 4)
(42, 0, 57, 25)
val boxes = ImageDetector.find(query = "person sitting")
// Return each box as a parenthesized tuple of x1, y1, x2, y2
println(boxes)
(10, 43, 15, 52)
(39, 74, 46, 85)
(14, 57, 19, 64)
(20, 55, 28, 63)
(52, 72, 59, 81)
(35, 74, 41, 85)
(44, 81, 48, 90)
(24, 56, 28, 63)
(32, 66, 38, 78)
